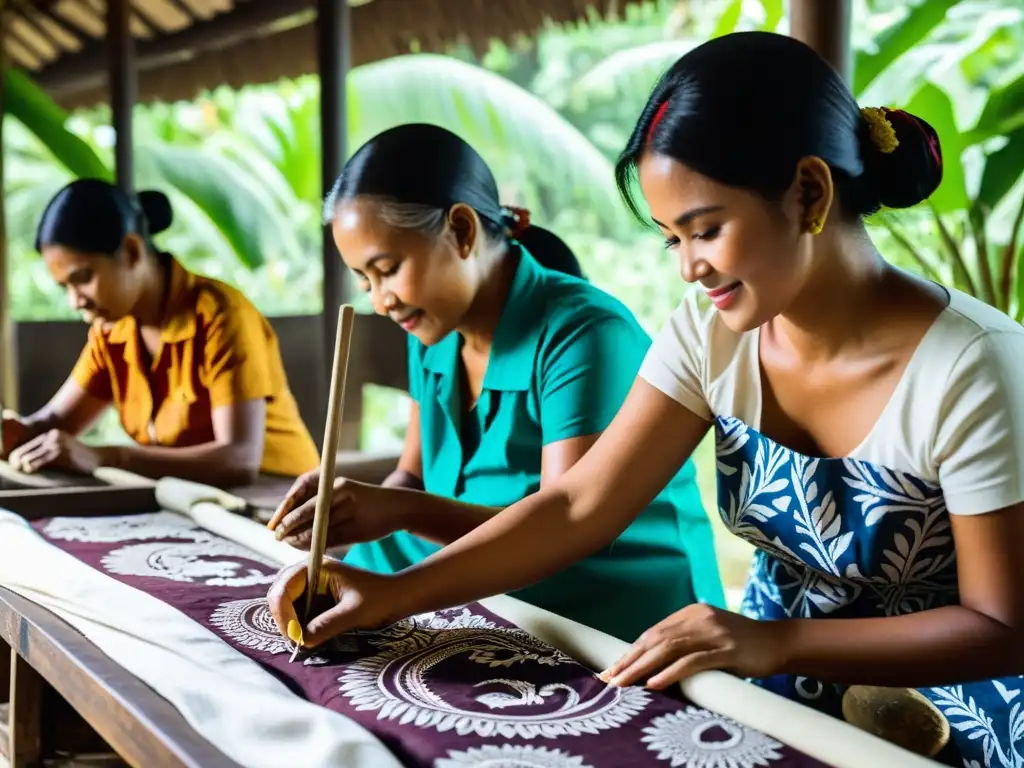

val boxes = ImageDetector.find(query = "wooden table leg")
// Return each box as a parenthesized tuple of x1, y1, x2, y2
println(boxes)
(1, 637, 9, 701)
(1, 637, 9, 763)
(9, 653, 41, 768)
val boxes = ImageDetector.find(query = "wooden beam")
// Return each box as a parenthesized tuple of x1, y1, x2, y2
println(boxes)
(41, 2, 105, 42)
(11, 3, 65, 53)
(107, 0, 136, 191)
(129, 1, 160, 38)
(789, 0, 853, 83)
(318, 0, 355, 448)
(0, 8, 19, 413)
(7, 22, 51, 65)
(34, 0, 314, 100)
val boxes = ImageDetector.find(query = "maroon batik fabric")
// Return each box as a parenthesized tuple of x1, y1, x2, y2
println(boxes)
(33, 512, 828, 767)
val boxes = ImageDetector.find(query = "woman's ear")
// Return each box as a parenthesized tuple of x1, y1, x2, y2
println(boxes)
(447, 204, 479, 260)
(787, 156, 835, 235)
(120, 233, 147, 268)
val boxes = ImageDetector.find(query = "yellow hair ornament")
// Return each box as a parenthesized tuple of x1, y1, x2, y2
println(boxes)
(860, 107, 899, 154)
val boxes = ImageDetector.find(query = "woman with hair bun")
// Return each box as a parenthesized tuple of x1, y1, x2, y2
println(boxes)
(266, 123, 723, 642)
(1, 179, 319, 487)
(267, 34, 1024, 764)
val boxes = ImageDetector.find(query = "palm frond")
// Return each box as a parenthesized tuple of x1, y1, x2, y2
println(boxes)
(570, 40, 699, 108)
(345, 54, 636, 236)
(4, 68, 109, 180)
(139, 144, 305, 270)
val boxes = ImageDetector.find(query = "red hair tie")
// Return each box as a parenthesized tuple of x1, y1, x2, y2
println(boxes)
(887, 108, 943, 170)
(647, 100, 670, 142)
(502, 206, 531, 238)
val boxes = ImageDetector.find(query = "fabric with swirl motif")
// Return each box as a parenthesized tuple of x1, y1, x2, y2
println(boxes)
(32, 512, 826, 768)
(716, 416, 1024, 768)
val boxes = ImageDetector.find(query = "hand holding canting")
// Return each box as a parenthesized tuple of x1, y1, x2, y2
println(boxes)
(266, 469, 405, 549)
(267, 558, 401, 648)
(600, 603, 790, 689)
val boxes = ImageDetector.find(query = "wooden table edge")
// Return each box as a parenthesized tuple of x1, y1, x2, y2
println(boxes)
(0, 586, 240, 768)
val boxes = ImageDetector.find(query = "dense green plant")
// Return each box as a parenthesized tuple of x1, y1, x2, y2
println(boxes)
(3, 0, 1024, 452)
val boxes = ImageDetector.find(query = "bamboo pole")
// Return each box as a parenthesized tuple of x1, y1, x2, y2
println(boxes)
(790, 0, 853, 83)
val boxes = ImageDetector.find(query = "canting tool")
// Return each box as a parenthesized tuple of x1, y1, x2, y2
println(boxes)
(291, 304, 355, 660)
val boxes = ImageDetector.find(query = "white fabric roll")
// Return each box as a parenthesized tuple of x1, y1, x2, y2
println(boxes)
(0, 510, 401, 768)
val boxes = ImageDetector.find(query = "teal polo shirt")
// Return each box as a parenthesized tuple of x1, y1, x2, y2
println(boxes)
(345, 250, 723, 642)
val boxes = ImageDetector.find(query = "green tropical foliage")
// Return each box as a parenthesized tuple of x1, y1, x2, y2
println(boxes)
(2, 0, 1023, 376)
(4, 0, 1024, 598)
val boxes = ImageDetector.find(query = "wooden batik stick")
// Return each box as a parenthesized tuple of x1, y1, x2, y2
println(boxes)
(304, 305, 356, 621)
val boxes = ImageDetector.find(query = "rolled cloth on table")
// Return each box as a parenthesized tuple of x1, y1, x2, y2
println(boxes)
(0, 458, 104, 488)
(0, 509, 403, 768)
(0, 461, 154, 489)
(0, 485, 938, 768)
(94, 466, 156, 487)
(155, 476, 247, 513)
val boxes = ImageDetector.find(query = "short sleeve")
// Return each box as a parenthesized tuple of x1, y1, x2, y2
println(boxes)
(70, 326, 113, 401)
(638, 291, 713, 420)
(203, 303, 276, 408)
(538, 312, 645, 444)
(407, 334, 424, 403)
(933, 330, 1024, 515)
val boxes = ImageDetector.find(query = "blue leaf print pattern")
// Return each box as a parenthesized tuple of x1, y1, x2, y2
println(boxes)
(715, 416, 1024, 767)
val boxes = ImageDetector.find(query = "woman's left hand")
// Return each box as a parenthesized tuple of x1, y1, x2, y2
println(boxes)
(600, 603, 790, 690)
(8, 429, 102, 475)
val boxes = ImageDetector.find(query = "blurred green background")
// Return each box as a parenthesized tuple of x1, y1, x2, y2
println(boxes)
(5, 0, 1023, 602)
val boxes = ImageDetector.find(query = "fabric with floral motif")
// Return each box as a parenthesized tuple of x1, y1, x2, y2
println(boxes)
(716, 416, 1024, 768)
(32, 512, 826, 767)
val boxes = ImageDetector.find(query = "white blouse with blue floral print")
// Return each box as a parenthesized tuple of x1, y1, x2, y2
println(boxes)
(640, 285, 1024, 768)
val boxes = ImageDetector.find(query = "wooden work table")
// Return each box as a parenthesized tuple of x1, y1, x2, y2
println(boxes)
(0, 485, 242, 768)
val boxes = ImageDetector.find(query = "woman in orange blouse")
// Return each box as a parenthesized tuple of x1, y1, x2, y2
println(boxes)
(1, 179, 319, 487)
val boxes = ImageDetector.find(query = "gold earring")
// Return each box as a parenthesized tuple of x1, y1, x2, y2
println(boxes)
(807, 220, 824, 236)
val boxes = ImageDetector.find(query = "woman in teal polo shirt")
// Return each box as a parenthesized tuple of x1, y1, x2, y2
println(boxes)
(267, 123, 721, 642)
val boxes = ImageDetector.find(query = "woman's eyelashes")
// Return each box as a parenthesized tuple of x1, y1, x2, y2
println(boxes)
(692, 225, 722, 241)
(662, 225, 721, 249)
(355, 262, 401, 291)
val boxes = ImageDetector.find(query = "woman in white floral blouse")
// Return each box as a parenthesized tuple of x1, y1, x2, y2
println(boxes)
(270, 32, 1024, 767)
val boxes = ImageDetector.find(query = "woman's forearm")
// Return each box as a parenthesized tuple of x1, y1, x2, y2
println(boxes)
(101, 441, 260, 487)
(390, 488, 501, 546)
(391, 484, 627, 618)
(381, 468, 425, 491)
(382, 384, 707, 625)
(20, 408, 65, 435)
(781, 606, 1023, 687)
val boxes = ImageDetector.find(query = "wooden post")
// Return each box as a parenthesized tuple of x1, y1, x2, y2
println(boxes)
(107, 0, 135, 191)
(0, 8, 19, 413)
(318, 0, 359, 450)
(789, 0, 853, 83)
